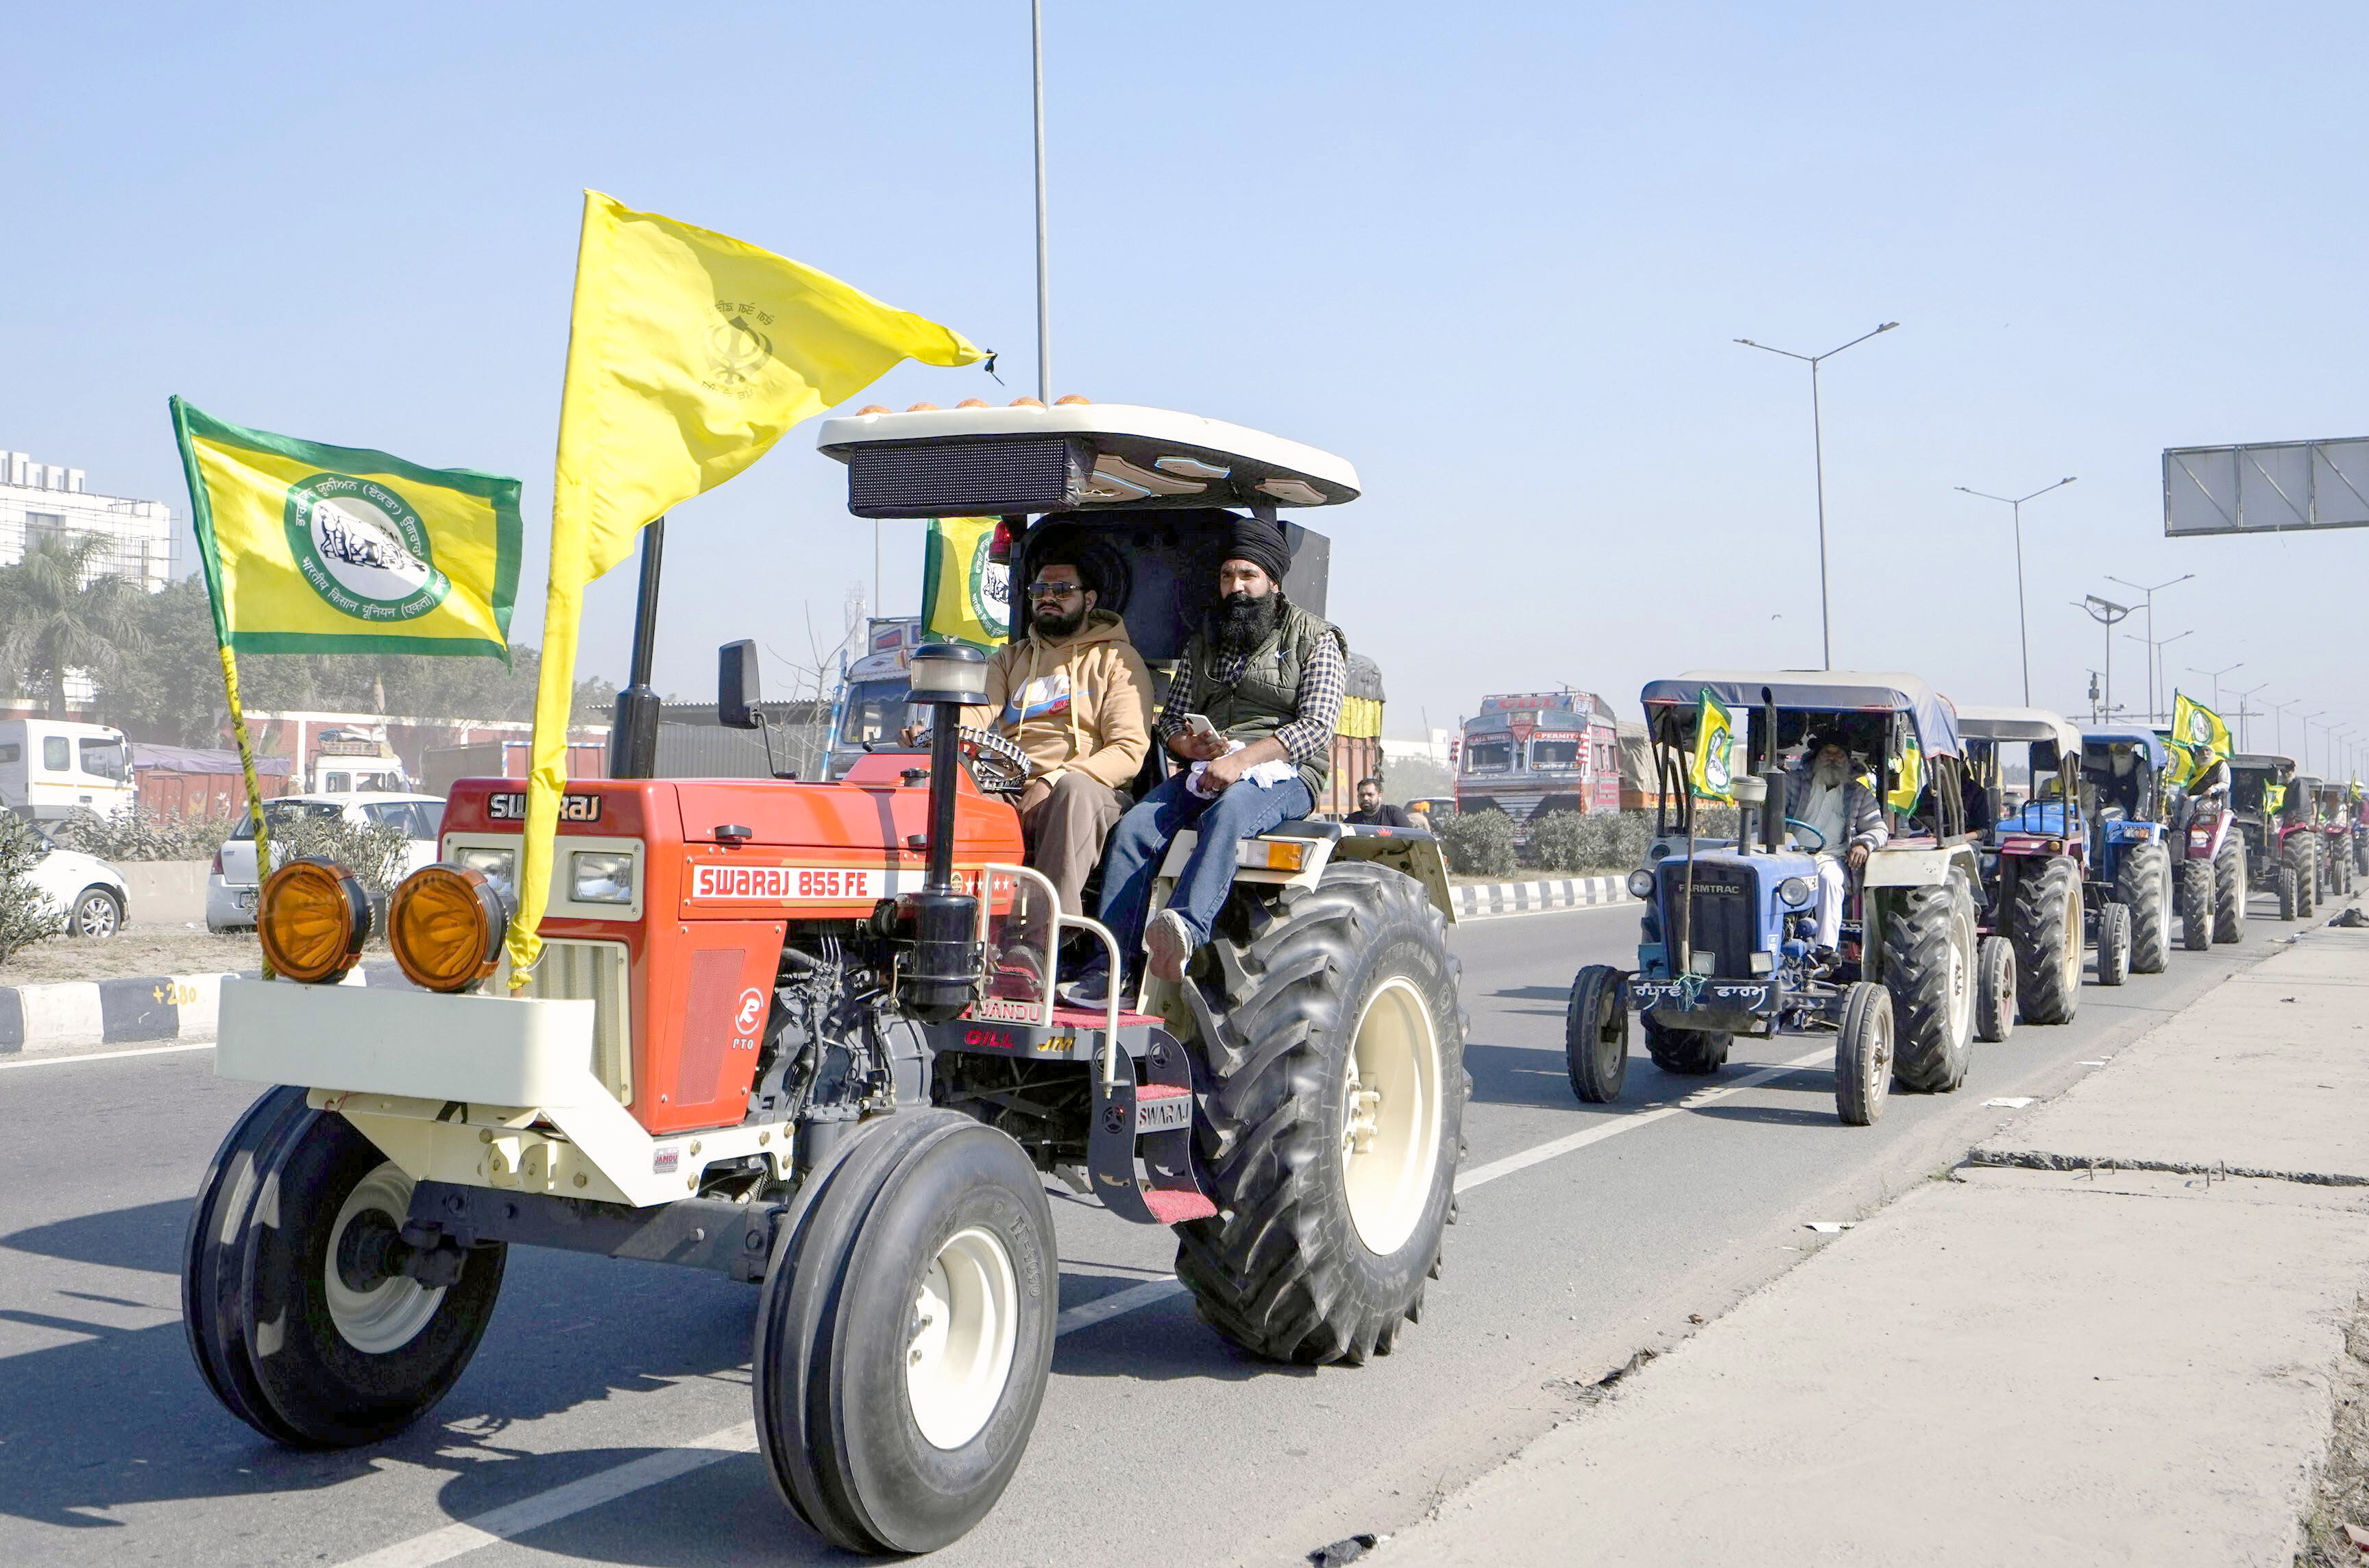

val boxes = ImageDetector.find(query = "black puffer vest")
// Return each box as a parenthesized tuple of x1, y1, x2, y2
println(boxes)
(1178, 597, 1345, 803)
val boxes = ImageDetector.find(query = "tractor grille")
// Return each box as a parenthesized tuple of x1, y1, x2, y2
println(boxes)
(1657, 865, 1758, 979)
(510, 938, 632, 1105)
(847, 437, 1087, 517)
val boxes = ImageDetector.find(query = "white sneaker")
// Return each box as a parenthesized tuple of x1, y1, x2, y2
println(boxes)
(1146, 908, 1195, 983)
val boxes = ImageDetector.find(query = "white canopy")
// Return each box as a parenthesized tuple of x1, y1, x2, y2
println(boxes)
(1954, 705, 2083, 756)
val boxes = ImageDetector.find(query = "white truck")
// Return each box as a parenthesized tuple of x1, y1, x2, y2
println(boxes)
(0, 718, 135, 824)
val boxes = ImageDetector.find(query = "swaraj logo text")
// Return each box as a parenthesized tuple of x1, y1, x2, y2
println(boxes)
(691, 864, 882, 902)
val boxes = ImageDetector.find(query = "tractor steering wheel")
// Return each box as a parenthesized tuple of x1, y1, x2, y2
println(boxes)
(912, 726, 1032, 799)
(1784, 817, 1827, 853)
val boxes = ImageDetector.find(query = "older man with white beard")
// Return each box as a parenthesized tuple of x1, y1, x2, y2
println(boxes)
(1786, 731, 1889, 953)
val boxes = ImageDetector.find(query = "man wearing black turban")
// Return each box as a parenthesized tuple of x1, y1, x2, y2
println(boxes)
(1066, 515, 1348, 1003)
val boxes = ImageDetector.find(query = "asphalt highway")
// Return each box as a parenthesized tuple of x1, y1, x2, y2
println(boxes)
(0, 892, 2312, 1568)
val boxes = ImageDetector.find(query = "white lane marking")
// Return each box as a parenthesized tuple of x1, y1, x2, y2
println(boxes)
(0, 1042, 215, 1070)
(1455, 1046, 1835, 1193)
(332, 1044, 1833, 1566)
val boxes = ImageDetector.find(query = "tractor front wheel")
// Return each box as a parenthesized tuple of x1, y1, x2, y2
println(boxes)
(2006, 857, 2082, 1025)
(2096, 901, 2131, 987)
(1833, 982, 1894, 1127)
(2212, 841, 2248, 944)
(1882, 866, 1977, 1092)
(2291, 840, 2318, 919)
(2179, 857, 2213, 951)
(2277, 863, 2298, 921)
(753, 1111, 1056, 1555)
(183, 1090, 506, 1448)
(2116, 842, 2172, 973)
(1973, 934, 2017, 1044)
(1564, 964, 1629, 1104)
(1176, 861, 1468, 1365)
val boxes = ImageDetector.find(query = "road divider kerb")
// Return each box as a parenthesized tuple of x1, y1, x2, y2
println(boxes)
(1453, 874, 1636, 921)
(0, 962, 407, 1060)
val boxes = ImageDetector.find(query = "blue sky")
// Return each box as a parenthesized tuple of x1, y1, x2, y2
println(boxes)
(5, 1, 2365, 770)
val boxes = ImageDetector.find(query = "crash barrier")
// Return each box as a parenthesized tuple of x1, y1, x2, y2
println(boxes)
(117, 860, 211, 926)
(0, 961, 410, 1059)
(1453, 874, 1636, 919)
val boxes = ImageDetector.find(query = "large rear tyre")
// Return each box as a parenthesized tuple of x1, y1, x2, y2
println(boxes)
(2290, 840, 2318, 919)
(1973, 934, 2017, 1044)
(2096, 902, 2131, 987)
(2212, 841, 2247, 944)
(2116, 843, 2172, 973)
(183, 1092, 506, 1448)
(2179, 857, 2213, 951)
(1564, 964, 1629, 1104)
(753, 1111, 1056, 1555)
(2277, 864, 2298, 921)
(1882, 866, 1977, 1093)
(1833, 982, 1894, 1127)
(1176, 861, 1468, 1365)
(1642, 1012, 1730, 1075)
(2006, 857, 2082, 1025)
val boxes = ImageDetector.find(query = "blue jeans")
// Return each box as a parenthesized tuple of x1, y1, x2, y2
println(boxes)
(1094, 771, 1315, 972)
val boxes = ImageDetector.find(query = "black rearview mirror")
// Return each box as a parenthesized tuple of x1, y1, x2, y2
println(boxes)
(718, 639, 761, 729)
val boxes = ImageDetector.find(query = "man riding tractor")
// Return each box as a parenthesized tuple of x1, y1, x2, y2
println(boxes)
(2310, 779, 2354, 900)
(2231, 752, 2312, 920)
(2166, 738, 2245, 946)
(1563, 672, 1982, 1127)
(182, 400, 1467, 1556)
(2079, 727, 2176, 975)
(1959, 706, 2119, 1023)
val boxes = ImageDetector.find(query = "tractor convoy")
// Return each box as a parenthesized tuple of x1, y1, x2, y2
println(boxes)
(180, 400, 2350, 1557)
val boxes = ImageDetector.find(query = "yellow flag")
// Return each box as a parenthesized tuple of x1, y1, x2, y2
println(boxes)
(2170, 691, 2231, 756)
(510, 192, 984, 979)
(922, 517, 1009, 648)
(1886, 733, 1923, 813)
(1687, 689, 1734, 802)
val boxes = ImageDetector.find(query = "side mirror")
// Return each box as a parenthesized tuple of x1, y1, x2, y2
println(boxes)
(718, 640, 761, 730)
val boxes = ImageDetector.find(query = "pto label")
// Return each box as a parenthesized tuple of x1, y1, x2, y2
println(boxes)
(691, 864, 882, 902)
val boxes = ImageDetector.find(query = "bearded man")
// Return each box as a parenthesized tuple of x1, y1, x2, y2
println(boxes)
(1065, 515, 1345, 1004)
(1786, 731, 1888, 953)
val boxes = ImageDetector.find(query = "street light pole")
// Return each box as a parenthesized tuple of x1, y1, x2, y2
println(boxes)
(1956, 477, 2075, 705)
(2106, 572, 2195, 722)
(2125, 628, 2191, 722)
(2188, 661, 2243, 712)
(2076, 595, 2131, 719)
(2300, 712, 2326, 775)
(2229, 682, 2269, 751)
(1736, 321, 1899, 670)
(2268, 698, 2298, 759)
(1030, 0, 1053, 405)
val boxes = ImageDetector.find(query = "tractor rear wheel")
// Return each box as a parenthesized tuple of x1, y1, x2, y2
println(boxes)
(1174, 861, 1467, 1365)
(2115, 842, 2171, 973)
(2212, 841, 2248, 944)
(2006, 857, 2082, 1025)
(2180, 857, 2213, 950)
(1564, 964, 1629, 1104)
(1973, 934, 2017, 1044)
(754, 1110, 1056, 1555)
(1833, 982, 1894, 1127)
(2291, 839, 2318, 919)
(1642, 1012, 1731, 1075)
(1881, 866, 1977, 1093)
(2277, 863, 2298, 921)
(2096, 901, 2131, 987)
(183, 1090, 506, 1448)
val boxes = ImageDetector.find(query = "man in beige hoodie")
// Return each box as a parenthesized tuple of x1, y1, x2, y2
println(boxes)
(957, 554, 1153, 914)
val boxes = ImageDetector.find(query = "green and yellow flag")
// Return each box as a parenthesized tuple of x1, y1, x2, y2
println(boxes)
(170, 397, 521, 657)
(2170, 691, 2231, 757)
(1886, 733, 1924, 814)
(1688, 688, 1735, 802)
(921, 517, 1008, 648)
(510, 191, 985, 980)
(2266, 780, 2287, 817)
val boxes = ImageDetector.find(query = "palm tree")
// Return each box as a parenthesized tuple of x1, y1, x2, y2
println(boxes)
(0, 534, 148, 715)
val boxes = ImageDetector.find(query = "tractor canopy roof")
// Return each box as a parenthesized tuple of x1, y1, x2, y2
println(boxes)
(1956, 705, 2084, 757)
(1638, 670, 1962, 759)
(816, 402, 1359, 519)
(2231, 752, 2297, 776)
(2081, 726, 2173, 769)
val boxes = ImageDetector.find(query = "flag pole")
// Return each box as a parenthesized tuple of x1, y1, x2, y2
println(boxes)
(216, 643, 273, 979)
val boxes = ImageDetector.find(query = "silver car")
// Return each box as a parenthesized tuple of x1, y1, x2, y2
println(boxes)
(206, 793, 446, 931)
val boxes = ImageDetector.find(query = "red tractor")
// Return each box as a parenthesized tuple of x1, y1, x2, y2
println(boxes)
(183, 404, 1466, 1555)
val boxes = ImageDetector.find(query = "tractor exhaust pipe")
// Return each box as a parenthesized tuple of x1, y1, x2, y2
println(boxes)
(899, 643, 991, 1020)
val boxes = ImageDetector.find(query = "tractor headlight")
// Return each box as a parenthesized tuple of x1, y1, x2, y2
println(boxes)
(389, 864, 508, 993)
(258, 858, 370, 984)
(570, 850, 635, 905)
(1778, 875, 1814, 909)
(1625, 868, 1655, 899)
(454, 846, 517, 902)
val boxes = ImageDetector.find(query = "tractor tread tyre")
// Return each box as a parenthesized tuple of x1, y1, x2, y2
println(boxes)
(1882, 866, 1977, 1093)
(2213, 842, 2247, 943)
(2289, 840, 2317, 920)
(1642, 1013, 1731, 1075)
(1564, 964, 1629, 1105)
(2277, 865, 2297, 922)
(2115, 843, 2172, 974)
(2097, 902, 2132, 988)
(1176, 861, 1468, 1367)
(753, 1110, 1057, 1556)
(1834, 982, 1895, 1127)
(2180, 858, 2213, 951)
(2006, 857, 2083, 1025)
(1973, 935, 2017, 1044)
(184, 1093, 506, 1449)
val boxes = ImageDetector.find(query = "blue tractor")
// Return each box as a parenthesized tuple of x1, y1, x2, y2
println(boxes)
(2080, 726, 2176, 975)
(1563, 673, 1981, 1127)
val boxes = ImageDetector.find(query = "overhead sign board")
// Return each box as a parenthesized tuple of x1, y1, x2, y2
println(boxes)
(2164, 437, 2369, 537)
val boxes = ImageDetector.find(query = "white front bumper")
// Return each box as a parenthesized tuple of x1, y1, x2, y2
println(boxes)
(217, 978, 598, 1105)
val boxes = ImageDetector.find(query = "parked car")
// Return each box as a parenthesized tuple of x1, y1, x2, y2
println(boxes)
(206, 793, 445, 931)
(24, 827, 131, 938)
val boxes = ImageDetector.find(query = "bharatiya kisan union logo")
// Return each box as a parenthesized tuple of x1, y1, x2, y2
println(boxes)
(282, 474, 452, 623)
(969, 545, 1010, 640)
(1702, 735, 1732, 794)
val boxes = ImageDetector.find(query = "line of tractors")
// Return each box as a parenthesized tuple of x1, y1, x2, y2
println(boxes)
(174, 402, 2361, 1556)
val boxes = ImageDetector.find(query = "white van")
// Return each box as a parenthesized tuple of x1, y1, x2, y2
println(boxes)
(0, 719, 135, 824)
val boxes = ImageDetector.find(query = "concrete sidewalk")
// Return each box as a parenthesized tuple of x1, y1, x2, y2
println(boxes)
(1387, 918, 2369, 1567)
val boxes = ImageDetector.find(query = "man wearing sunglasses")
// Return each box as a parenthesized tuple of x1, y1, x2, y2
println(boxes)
(947, 553, 1154, 917)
